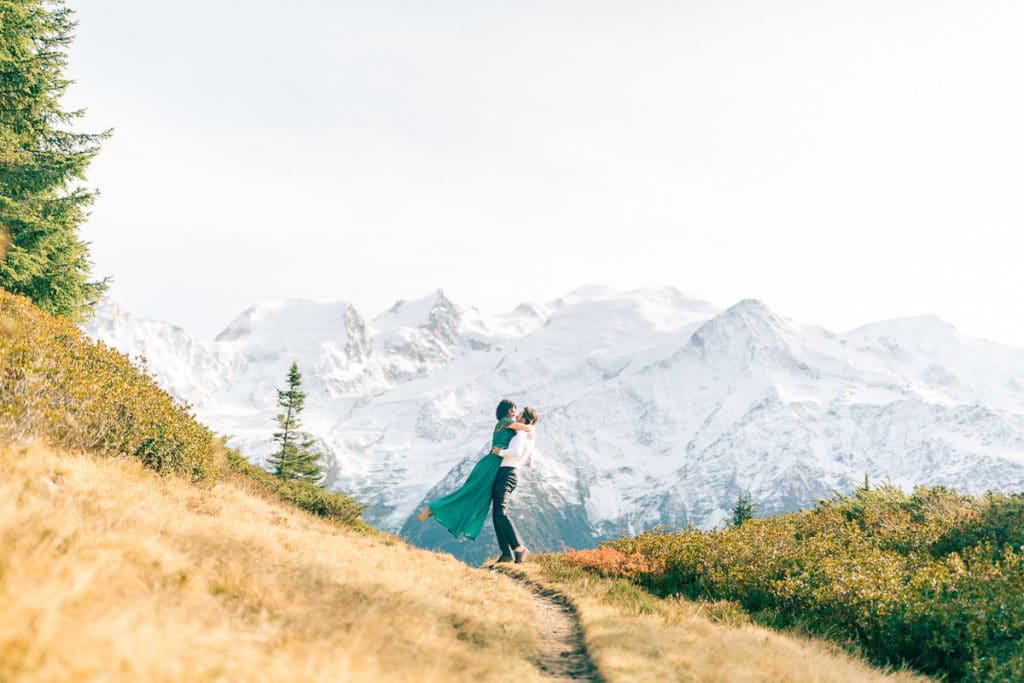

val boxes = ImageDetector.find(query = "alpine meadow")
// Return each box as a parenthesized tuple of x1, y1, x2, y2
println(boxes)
(3, 1, 1024, 682)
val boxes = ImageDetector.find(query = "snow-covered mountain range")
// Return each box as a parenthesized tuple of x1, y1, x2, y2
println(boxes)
(84, 286, 1024, 563)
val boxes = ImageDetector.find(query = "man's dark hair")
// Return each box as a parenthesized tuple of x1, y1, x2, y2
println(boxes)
(495, 398, 516, 420)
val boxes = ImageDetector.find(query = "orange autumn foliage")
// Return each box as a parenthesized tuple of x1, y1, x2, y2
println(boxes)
(562, 546, 666, 580)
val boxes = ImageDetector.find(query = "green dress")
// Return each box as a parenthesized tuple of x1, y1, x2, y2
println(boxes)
(429, 417, 516, 540)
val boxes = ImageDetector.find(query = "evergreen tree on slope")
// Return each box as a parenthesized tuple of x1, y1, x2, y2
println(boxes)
(0, 0, 110, 321)
(267, 361, 323, 484)
(732, 491, 757, 527)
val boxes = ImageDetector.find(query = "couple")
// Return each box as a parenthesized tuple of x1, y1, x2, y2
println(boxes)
(418, 398, 538, 563)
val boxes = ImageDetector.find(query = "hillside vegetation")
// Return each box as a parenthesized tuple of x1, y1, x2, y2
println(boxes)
(563, 485, 1024, 681)
(0, 288, 365, 526)
(497, 560, 927, 683)
(0, 291, 969, 680)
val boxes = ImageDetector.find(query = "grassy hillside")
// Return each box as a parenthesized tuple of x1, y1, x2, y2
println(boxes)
(2, 443, 935, 682)
(0, 444, 543, 682)
(0, 290, 961, 680)
(561, 485, 1024, 681)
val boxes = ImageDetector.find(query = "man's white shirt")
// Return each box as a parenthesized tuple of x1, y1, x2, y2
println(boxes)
(498, 430, 535, 469)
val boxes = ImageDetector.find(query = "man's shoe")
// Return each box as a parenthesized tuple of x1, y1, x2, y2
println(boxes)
(514, 547, 530, 564)
(496, 555, 514, 563)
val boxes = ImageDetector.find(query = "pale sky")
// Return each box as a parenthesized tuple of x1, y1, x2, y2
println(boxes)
(66, 1, 1024, 345)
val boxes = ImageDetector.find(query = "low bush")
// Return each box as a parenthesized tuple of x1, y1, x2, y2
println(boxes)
(1, 289, 216, 481)
(563, 484, 1024, 681)
(561, 545, 666, 579)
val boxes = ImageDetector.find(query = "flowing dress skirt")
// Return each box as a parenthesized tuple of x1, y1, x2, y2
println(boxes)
(429, 453, 501, 540)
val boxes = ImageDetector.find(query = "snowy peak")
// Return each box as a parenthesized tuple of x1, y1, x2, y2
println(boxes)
(836, 314, 1024, 411)
(91, 300, 188, 341)
(852, 313, 958, 336)
(425, 291, 463, 344)
(211, 299, 377, 381)
(355, 290, 472, 375)
(375, 289, 460, 329)
(87, 300, 204, 361)
(549, 286, 715, 325)
(686, 299, 794, 361)
(709, 298, 788, 332)
(215, 299, 356, 346)
(536, 287, 717, 359)
(552, 284, 620, 306)
(345, 307, 371, 363)
(84, 301, 233, 407)
(612, 285, 717, 314)
(846, 314, 965, 359)
(215, 305, 260, 342)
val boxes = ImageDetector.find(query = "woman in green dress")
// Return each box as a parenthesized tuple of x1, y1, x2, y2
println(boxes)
(416, 398, 534, 540)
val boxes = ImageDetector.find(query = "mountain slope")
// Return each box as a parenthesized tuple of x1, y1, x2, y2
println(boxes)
(0, 444, 542, 682)
(2, 444, 931, 682)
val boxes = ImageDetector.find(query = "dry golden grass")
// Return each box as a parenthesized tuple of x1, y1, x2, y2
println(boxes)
(508, 559, 934, 683)
(0, 444, 545, 682)
(1, 442, 942, 683)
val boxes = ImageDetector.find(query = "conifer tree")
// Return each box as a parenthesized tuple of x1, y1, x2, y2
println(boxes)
(267, 362, 323, 484)
(732, 491, 756, 527)
(0, 0, 111, 321)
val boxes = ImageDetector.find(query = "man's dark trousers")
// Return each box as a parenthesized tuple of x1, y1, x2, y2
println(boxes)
(492, 466, 522, 557)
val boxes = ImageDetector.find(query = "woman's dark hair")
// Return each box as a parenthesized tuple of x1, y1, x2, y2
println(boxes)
(521, 406, 539, 425)
(495, 398, 516, 420)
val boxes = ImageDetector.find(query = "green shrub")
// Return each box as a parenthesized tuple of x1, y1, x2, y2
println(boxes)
(565, 483, 1024, 681)
(931, 492, 1024, 559)
(0, 289, 216, 481)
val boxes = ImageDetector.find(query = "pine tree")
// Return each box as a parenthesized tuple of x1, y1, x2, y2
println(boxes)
(267, 362, 323, 484)
(732, 492, 756, 527)
(0, 0, 111, 321)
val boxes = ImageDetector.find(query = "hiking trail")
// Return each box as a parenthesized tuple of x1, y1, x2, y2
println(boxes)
(489, 564, 602, 682)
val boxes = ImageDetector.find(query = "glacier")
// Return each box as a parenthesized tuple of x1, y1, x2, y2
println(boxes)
(84, 286, 1024, 564)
